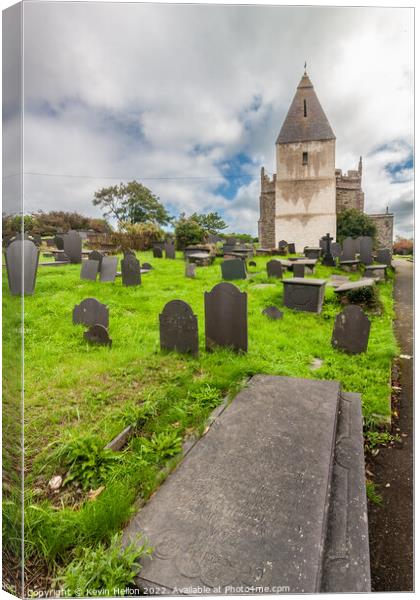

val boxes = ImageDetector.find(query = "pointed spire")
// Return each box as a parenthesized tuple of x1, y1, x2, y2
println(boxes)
(276, 72, 335, 144)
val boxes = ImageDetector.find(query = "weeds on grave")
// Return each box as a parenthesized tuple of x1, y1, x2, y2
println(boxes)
(364, 430, 401, 455)
(131, 430, 183, 464)
(345, 285, 383, 312)
(366, 481, 383, 505)
(56, 533, 152, 597)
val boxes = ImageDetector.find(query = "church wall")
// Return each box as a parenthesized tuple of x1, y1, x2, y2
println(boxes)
(369, 213, 394, 250)
(336, 168, 365, 213)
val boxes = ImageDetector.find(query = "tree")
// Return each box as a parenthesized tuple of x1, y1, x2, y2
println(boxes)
(190, 212, 227, 234)
(336, 209, 377, 244)
(93, 181, 172, 226)
(174, 214, 206, 250)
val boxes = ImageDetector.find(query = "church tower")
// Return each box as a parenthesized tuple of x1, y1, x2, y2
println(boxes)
(259, 70, 337, 251)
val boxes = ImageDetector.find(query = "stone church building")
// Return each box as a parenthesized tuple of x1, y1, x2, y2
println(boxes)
(258, 71, 393, 251)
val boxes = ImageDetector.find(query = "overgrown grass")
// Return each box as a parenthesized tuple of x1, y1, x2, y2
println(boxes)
(2, 251, 398, 588)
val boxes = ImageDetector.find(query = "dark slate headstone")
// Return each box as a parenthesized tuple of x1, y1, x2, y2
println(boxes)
(84, 324, 112, 347)
(359, 236, 373, 265)
(377, 248, 392, 266)
(142, 262, 153, 270)
(153, 247, 163, 258)
(73, 298, 109, 328)
(55, 251, 69, 262)
(221, 259, 247, 280)
(262, 306, 284, 320)
(205, 282, 247, 352)
(80, 259, 99, 281)
(354, 236, 363, 255)
(165, 242, 176, 259)
(248, 260, 257, 267)
(321, 233, 335, 266)
(5, 239, 39, 296)
(266, 259, 283, 279)
(319, 238, 327, 253)
(331, 242, 342, 259)
(282, 278, 327, 314)
(287, 243, 296, 254)
(89, 250, 104, 270)
(63, 230, 82, 264)
(342, 238, 356, 261)
(123, 248, 136, 257)
(331, 305, 371, 354)
(293, 263, 305, 277)
(278, 239, 288, 249)
(304, 247, 322, 259)
(99, 256, 118, 282)
(185, 263, 196, 278)
(55, 235, 65, 250)
(121, 255, 141, 286)
(159, 300, 199, 356)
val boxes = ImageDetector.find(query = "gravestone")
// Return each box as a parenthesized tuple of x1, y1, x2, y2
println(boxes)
(80, 259, 99, 281)
(319, 238, 327, 253)
(142, 262, 153, 270)
(304, 247, 322, 259)
(321, 233, 335, 267)
(354, 236, 363, 255)
(221, 259, 247, 280)
(248, 260, 257, 267)
(63, 230, 82, 263)
(331, 242, 342, 259)
(364, 264, 387, 281)
(185, 263, 196, 278)
(205, 282, 247, 352)
(55, 234, 65, 250)
(293, 263, 305, 277)
(123, 249, 136, 257)
(282, 278, 327, 314)
(278, 240, 288, 250)
(377, 248, 392, 266)
(100, 256, 118, 282)
(342, 238, 356, 261)
(121, 255, 141, 286)
(359, 237, 373, 265)
(159, 300, 199, 356)
(266, 259, 283, 279)
(5, 239, 39, 296)
(88, 250, 104, 270)
(165, 242, 176, 259)
(84, 324, 112, 347)
(287, 243, 296, 254)
(73, 298, 109, 328)
(153, 247, 163, 258)
(332, 305, 371, 354)
(55, 252, 69, 262)
(262, 306, 283, 320)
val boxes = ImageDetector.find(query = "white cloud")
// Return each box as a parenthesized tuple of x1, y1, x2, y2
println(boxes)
(3, 3, 413, 237)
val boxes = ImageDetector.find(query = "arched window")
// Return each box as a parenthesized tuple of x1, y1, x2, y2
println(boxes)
(302, 152, 308, 165)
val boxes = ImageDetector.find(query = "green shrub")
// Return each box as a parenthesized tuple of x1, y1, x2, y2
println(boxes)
(57, 533, 152, 597)
(53, 434, 120, 490)
(111, 222, 164, 251)
(337, 209, 377, 244)
(174, 216, 205, 249)
(345, 285, 382, 311)
(366, 481, 382, 505)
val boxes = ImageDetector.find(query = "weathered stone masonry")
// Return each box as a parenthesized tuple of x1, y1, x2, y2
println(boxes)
(336, 157, 364, 213)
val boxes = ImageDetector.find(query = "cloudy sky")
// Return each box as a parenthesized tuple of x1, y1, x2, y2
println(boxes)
(3, 2, 414, 237)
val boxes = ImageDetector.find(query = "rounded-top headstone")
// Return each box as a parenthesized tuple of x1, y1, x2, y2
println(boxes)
(331, 304, 371, 354)
(84, 324, 112, 347)
(73, 298, 109, 328)
(159, 300, 199, 355)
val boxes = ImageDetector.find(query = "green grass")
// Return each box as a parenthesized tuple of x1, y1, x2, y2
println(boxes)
(2, 251, 398, 588)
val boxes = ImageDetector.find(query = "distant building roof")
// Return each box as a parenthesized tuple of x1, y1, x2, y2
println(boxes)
(276, 72, 335, 144)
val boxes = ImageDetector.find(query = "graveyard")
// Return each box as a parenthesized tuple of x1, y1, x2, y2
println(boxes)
(3, 240, 398, 593)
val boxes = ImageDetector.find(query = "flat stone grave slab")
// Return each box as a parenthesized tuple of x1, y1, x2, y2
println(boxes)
(339, 259, 360, 272)
(124, 375, 340, 594)
(364, 264, 387, 280)
(221, 259, 247, 280)
(282, 278, 327, 314)
(331, 305, 371, 354)
(99, 256, 118, 282)
(327, 275, 350, 288)
(5, 239, 40, 296)
(205, 282, 247, 352)
(80, 259, 99, 281)
(159, 300, 199, 356)
(73, 298, 109, 328)
(266, 259, 283, 278)
(293, 258, 317, 273)
(334, 279, 375, 294)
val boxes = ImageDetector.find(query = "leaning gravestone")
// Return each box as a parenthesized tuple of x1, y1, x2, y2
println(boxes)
(100, 256, 118, 282)
(5, 239, 39, 296)
(377, 248, 392, 266)
(293, 263, 305, 278)
(121, 255, 141, 286)
(63, 230, 82, 263)
(153, 247, 163, 258)
(185, 263, 196, 278)
(332, 305, 371, 354)
(159, 300, 199, 356)
(266, 259, 283, 279)
(84, 324, 112, 347)
(165, 242, 176, 259)
(205, 282, 247, 352)
(73, 298, 109, 328)
(89, 250, 104, 270)
(80, 259, 99, 281)
(262, 306, 283, 320)
(359, 236, 373, 265)
(221, 259, 247, 280)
